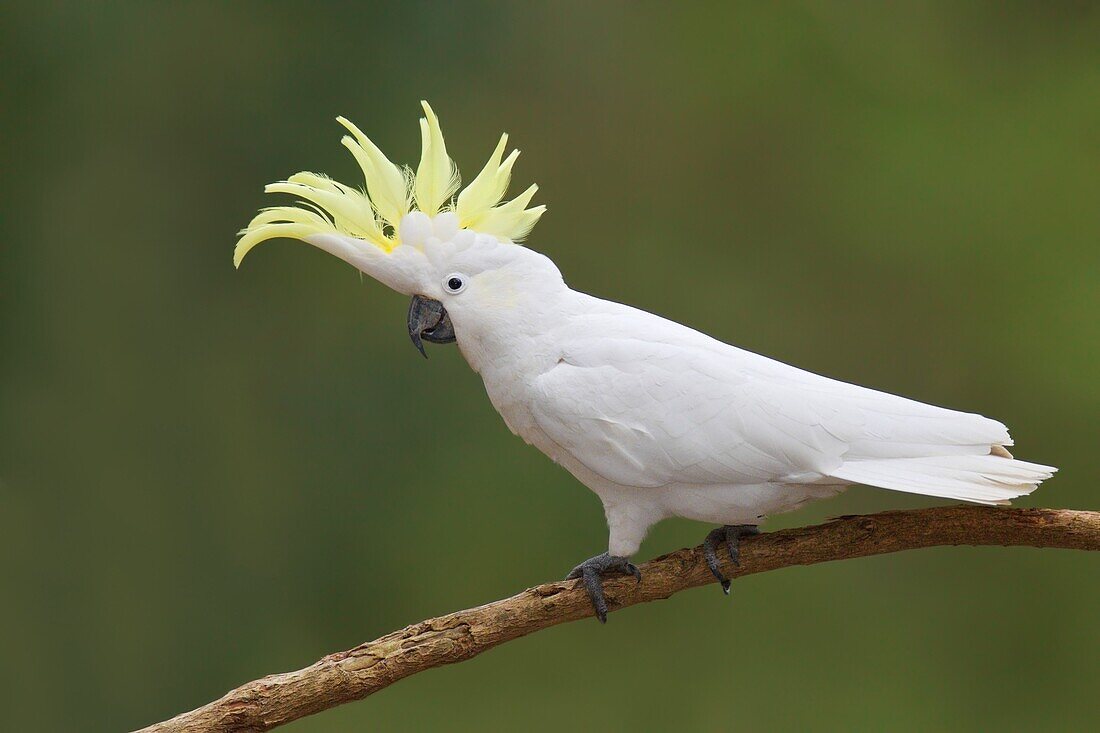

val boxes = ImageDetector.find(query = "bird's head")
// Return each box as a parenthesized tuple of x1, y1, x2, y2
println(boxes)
(235, 101, 558, 358)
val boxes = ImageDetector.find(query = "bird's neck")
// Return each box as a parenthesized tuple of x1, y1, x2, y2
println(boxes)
(454, 285, 580, 378)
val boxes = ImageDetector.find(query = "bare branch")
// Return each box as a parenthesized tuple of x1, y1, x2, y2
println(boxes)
(135, 506, 1100, 733)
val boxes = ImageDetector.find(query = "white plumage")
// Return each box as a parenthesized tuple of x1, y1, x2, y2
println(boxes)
(236, 103, 1056, 580)
(463, 284, 1055, 556)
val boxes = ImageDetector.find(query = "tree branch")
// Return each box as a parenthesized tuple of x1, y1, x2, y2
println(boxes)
(136, 506, 1099, 733)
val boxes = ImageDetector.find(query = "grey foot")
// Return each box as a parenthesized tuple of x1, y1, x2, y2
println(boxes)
(703, 524, 761, 594)
(566, 552, 641, 623)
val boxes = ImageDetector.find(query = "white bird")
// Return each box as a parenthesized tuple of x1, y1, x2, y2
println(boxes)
(236, 102, 1056, 620)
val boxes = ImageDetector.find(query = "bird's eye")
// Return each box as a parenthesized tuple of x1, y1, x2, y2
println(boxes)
(443, 274, 466, 294)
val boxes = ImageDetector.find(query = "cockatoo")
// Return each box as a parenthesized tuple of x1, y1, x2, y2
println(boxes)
(236, 102, 1056, 621)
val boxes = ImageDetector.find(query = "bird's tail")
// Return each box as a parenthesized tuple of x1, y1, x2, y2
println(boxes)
(829, 453, 1057, 505)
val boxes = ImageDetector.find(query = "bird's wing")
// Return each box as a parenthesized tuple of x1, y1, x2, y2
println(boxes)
(529, 302, 1053, 501)
(531, 332, 847, 488)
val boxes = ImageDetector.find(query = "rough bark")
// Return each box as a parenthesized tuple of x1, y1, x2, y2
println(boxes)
(135, 506, 1100, 733)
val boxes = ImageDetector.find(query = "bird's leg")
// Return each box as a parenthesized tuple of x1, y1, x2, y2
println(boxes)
(565, 552, 641, 623)
(703, 524, 761, 594)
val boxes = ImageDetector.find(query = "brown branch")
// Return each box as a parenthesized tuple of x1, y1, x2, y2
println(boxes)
(136, 506, 1100, 733)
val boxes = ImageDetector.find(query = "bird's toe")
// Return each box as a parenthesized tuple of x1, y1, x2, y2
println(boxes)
(565, 552, 641, 622)
(703, 524, 761, 594)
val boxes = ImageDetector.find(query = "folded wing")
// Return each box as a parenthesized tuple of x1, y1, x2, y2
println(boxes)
(530, 305, 1055, 503)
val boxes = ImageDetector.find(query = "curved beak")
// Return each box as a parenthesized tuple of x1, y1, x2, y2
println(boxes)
(407, 295, 456, 358)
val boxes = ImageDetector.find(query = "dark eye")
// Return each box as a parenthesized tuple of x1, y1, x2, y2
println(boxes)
(443, 273, 466, 294)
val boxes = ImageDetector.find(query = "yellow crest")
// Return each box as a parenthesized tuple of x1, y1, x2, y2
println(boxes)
(235, 101, 546, 267)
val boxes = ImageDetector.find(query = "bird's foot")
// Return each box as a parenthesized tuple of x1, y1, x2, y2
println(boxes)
(703, 524, 761, 594)
(565, 552, 641, 623)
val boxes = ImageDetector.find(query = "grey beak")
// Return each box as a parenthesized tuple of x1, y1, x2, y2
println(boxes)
(407, 295, 456, 358)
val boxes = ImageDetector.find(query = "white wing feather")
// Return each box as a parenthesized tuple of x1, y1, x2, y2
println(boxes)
(530, 298, 1054, 503)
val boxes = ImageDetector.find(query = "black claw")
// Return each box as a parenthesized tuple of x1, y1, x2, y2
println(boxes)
(727, 535, 741, 567)
(565, 552, 641, 622)
(703, 524, 760, 594)
(703, 527, 730, 590)
(726, 524, 760, 567)
(582, 568, 609, 623)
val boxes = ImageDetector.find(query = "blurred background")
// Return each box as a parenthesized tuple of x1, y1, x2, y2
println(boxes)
(2, 2, 1098, 731)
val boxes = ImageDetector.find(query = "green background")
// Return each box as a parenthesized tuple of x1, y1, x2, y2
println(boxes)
(2, 2, 1097, 731)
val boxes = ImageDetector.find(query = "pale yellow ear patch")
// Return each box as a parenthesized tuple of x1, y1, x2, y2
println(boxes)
(469, 269, 520, 309)
(235, 102, 546, 268)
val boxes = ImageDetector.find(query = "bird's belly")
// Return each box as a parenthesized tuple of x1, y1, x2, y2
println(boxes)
(653, 482, 848, 525)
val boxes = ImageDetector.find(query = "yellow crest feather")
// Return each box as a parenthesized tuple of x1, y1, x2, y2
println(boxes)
(235, 101, 546, 268)
(457, 134, 515, 227)
(335, 116, 409, 227)
(414, 101, 461, 217)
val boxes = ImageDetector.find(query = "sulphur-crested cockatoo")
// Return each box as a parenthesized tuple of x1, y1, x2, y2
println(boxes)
(236, 102, 1056, 621)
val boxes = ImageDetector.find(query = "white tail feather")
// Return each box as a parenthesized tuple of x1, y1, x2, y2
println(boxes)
(829, 453, 1057, 505)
